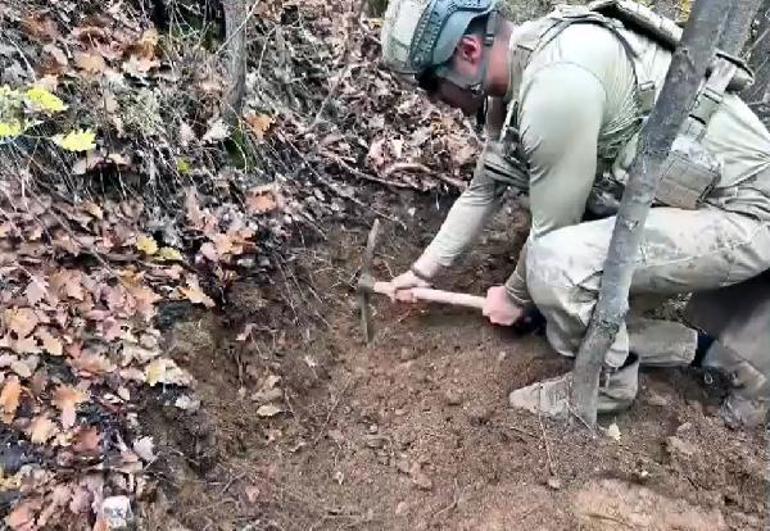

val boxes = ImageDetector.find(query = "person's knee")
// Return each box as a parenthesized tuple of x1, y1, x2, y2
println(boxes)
(526, 230, 598, 309)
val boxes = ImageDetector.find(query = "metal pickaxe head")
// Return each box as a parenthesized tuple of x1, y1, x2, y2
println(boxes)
(357, 220, 381, 343)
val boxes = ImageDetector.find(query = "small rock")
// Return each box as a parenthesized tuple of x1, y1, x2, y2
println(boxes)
(365, 435, 387, 449)
(396, 458, 411, 475)
(394, 408, 406, 417)
(444, 389, 462, 406)
(675, 422, 693, 436)
(399, 347, 418, 361)
(251, 388, 283, 404)
(174, 394, 200, 412)
(327, 429, 345, 444)
(101, 496, 133, 530)
(666, 436, 697, 458)
(409, 463, 433, 491)
(395, 501, 408, 516)
(547, 477, 562, 490)
(604, 423, 621, 442)
(368, 424, 379, 434)
(645, 390, 668, 407)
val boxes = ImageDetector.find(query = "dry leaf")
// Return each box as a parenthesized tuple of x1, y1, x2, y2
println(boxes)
(25, 277, 49, 306)
(73, 426, 102, 454)
(144, 357, 193, 387)
(0, 376, 22, 423)
(74, 52, 106, 74)
(36, 329, 63, 356)
(199, 242, 218, 262)
(28, 415, 57, 444)
(256, 404, 283, 417)
(53, 385, 88, 429)
(201, 119, 229, 144)
(246, 186, 280, 215)
(10, 359, 33, 378)
(212, 233, 235, 256)
(13, 336, 41, 355)
(179, 122, 196, 147)
(180, 276, 215, 308)
(122, 55, 160, 76)
(157, 247, 183, 262)
(244, 113, 274, 140)
(236, 323, 256, 342)
(244, 485, 260, 503)
(7, 499, 37, 530)
(133, 436, 155, 462)
(81, 201, 104, 220)
(4, 308, 39, 338)
(136, 234, 158, 255)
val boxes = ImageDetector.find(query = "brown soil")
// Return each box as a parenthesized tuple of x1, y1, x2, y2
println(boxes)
(135, 192, 768, 530)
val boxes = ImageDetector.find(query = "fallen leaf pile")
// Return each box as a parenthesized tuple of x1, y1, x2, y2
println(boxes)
(0, 186, 215, 529)
(0, 0, 490, 526)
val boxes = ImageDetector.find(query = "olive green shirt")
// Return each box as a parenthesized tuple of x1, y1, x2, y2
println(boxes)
(419, 22, 770, 305)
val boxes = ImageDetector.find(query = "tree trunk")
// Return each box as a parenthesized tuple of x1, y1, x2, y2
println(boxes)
(569, 0, 729, 427)
(223, 0, 248, 125)
(745, 0, 770, 104)
(719, 0, 764, 56)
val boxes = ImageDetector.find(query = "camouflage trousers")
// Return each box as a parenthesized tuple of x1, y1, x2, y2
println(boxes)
(525, 205, 770, 370)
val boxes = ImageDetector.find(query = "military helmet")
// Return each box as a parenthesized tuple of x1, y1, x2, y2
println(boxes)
(380, 0, 500, 76)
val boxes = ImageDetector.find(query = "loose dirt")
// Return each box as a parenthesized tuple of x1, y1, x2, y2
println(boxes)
(136, 193, 768, 530)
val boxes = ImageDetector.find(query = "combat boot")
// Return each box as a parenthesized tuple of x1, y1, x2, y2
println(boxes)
(508, 355, 640, 418)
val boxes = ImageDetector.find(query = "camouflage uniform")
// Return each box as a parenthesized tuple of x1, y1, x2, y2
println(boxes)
(418, 15, 770, 410)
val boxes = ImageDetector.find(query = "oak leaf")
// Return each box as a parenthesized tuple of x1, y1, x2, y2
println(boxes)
(157, 247, 183, 262)
(180, 276, 215, 308)
(72, 426, 101, 454)
(25, 86, 67, 113)
(13, 336, 41, 355)
(25, 277, 49, 306)
(52, 130, 97, 152)
(0, 376, 22, 423)
(199, 242, 218, 262)
(36, 328, 63, 356)
(6, 498, 38, 530)
(136, 234, 158, 255)
(53, 385, 88, 429)
(74, 52, 106, 74)
(145, 358, 193, 386)
(244, 113, 274, 140)
(246, 188, 279, 215)
(27, 415, 57, 444)
(4, 308, 38, 338)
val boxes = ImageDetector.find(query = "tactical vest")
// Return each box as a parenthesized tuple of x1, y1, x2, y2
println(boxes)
(482, 0, 756, 211)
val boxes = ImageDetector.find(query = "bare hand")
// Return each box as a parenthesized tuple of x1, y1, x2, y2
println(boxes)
(389, 270, 431, 303)
(483, 285, 525, 326)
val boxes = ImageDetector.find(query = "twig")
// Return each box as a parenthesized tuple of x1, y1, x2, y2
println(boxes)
(382, 162, 432, 178)
(327, 154, 413, 189)
(285, 139, 406, 229)
(537, 403, 557, 477)
(433, 479, 461, 519)
(312, 376, 353, 446)
(508, 425, 537, 438)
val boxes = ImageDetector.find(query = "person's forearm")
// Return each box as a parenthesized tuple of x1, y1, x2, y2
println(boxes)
(504, 241, 533, 306)
(419, 176, 505, 270)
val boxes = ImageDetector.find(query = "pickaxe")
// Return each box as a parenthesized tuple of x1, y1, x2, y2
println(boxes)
(357, 220, 486, 343)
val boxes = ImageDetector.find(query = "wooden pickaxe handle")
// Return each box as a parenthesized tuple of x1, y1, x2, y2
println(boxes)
(371, 281, 486, 310)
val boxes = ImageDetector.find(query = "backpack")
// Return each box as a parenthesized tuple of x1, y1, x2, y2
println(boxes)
(484, 0, 755, 210)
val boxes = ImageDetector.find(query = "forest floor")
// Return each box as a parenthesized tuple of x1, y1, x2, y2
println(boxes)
(139, 194, 768, 530)
(0, 0, 767, 529)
